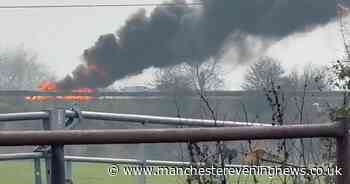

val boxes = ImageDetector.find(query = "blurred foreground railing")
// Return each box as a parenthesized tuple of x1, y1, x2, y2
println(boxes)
(0, 109, 269, 126)
(0, 109, 348, 184)
(0, 152, 271, 184)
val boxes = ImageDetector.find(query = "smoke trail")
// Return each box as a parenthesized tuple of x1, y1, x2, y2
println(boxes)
(57, 0, 339, 89)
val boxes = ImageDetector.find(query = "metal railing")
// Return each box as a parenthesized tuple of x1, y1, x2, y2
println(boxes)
(0, 152, 268, 184)
(0, 109, 348, 184)
(0, 110, 270, 126)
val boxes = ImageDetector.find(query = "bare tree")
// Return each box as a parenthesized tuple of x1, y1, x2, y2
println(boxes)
(318, 5, 350, 184)
(153, 63, 195, 94)
(153, 60, 229, 184)
(288, 65, 329, 91)
(241, 57, 285, 90)
(337, 3, 350, 60)
(0, 48, 55, 90)
(188, 60, 224, 92)
(242, 56, 328, 91)
(240, 55, 334, 184)
(153, 60, 224, 93)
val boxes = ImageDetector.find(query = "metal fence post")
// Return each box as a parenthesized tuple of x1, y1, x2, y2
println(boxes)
(137, 122, 146, 184)
(137, 142, 146, 184)
(43, 115, 52, 184)
(52, 144, 65, 184)
(65, 160, 72, 180)
(51, 109, 66, 184)
(43, 109, 66, 184)
(33, 158, 42, 184)
(336, 119, 350, 184)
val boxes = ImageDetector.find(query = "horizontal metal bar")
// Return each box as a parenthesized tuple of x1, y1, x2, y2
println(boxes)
(0, 152, 43, 161)
(0, 153, 247, 168)
(65, 156, 248, 168)
(0, 110, 268, 126)
(66, 110, 271, 127)
(0, 112, 48, 121)
(0, 153, 214, 167)
(65, 156, 193, 167)
(0, 123, 342, 146)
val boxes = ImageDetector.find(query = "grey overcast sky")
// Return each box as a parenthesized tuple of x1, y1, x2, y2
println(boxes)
(0, 0, 347, 89)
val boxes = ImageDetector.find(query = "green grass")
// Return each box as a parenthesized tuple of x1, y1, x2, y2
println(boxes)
(73, 162, 182, 184)
(0, 160, 34, 183)
(0, 161, 183, 184)
(0, 161, 319, 184)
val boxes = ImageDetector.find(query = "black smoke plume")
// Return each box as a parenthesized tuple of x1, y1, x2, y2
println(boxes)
(57, 0, 340, 90)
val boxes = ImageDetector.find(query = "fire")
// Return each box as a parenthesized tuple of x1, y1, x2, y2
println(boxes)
(87, 64, 106, 78)
(87, 64, 98, 71)
(72, 88, 96, 93)
(38, 81, 57, 92)
(25, 81, 96, 101)
(25, 96, 52, 101)
(56, 96, 95, 101)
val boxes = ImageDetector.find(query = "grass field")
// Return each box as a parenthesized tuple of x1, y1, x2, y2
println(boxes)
(0, 160, 182, 184)
(0, 160, 307, 184)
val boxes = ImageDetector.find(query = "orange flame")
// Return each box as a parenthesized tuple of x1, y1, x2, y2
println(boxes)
(72, 88, 96, 93)
(25, 81, 96, 101)
(38, 81, 57, 92)
(88, 64, 106, 78)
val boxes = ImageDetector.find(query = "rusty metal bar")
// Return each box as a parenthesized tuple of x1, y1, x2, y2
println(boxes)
(0, 122, 342, 146)
(336, 119, 350, 184)
(65, 110, 271, 127)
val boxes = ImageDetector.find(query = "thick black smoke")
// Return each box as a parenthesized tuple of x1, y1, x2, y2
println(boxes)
(57, 0, 340, 89)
